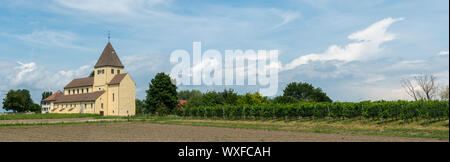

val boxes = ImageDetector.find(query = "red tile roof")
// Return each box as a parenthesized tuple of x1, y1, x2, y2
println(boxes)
(108, 73, 127, 85)
(42, 91, 63, 101)
(53, 91, 105, 103)
(64, 77, 94, 89)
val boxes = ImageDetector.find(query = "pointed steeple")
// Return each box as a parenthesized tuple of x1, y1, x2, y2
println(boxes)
(94, 42, 124, 68)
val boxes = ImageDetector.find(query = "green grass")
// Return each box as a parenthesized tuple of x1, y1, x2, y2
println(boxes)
(0, 114, 448, 140)
(0, 113, 108, 120)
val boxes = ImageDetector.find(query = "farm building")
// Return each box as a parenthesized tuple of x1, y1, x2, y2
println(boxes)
(41, 42, 136, 116)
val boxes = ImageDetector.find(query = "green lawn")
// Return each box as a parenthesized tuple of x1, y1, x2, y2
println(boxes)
(0, 113, 107, 120)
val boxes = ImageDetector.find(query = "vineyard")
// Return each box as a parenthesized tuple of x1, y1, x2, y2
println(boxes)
(177, 100, 449, 121)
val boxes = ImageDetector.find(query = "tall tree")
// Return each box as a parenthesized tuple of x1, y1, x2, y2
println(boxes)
(41, 91, 53, 101)
(2, 89, 34, 113)
(440, 85, 449, 100)
(401, 74, 438, 101)
(283, 82, 332, 102)
(145, 73, 178, 115)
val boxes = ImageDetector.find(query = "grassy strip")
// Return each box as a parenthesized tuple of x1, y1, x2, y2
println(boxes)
(0, 113, 102, 120)
(0, 115, 448, 140)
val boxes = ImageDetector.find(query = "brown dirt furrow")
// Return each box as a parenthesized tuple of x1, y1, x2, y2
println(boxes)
(0, 122, 445, 142)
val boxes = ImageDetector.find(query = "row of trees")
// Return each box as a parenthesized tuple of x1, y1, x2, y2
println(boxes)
(138, 73, 333, 115)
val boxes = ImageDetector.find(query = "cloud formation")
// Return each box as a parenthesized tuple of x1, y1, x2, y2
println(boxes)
(283, 17, 404, 71)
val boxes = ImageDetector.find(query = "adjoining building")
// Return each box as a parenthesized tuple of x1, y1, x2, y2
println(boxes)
(41, 42, 136, 116)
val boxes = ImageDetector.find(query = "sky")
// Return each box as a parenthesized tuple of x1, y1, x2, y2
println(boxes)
(0, 0, 448, 111)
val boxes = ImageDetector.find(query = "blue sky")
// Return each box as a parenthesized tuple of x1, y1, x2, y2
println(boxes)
(0, 0, 448, 111)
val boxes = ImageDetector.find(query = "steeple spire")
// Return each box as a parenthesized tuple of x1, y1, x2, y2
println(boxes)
(107, 31, 111, 42)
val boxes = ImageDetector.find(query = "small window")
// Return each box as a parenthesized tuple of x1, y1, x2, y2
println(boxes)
(86, 88, 89, 93)
(112, 93, 115, 102)
(77, 89, 79, 94)
(81, 89, 84, 93)
(101, 103, 103, 109)
(117, 70, 120, 74)
(91, 103, 93, 108)
(111, 69, 114, 74)
(113, 110, 114, 113)
(102, 69, 105, 74)
(68, 91, 70, 95)
(72, 90, 75, 94)
(97, 70, 100, 75)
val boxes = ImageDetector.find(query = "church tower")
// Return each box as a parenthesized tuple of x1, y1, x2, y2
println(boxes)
(93, 42, 125, 92)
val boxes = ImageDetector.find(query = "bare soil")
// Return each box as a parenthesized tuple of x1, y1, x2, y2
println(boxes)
(0, 122, 445, 142)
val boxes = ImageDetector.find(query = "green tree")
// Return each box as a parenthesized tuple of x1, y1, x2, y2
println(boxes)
(2, 89, 34, 113)
(177, 90, 202, 100)
(237, 92, 268, 105)
(29, 103, 41, 113)
(283, 82, 332, 102)
(219, 89, 239, 105)
(89, 71, 95, 77)
(41, 91, 53, 101)
(135, 99, 146, 114)
(145, 73, 178, 115)
(201, 91, 225, 106)
(273, 95, 298, 104)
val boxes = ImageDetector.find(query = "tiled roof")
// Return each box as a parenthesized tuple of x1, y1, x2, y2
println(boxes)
(64, 77, 94, 89)
(94, 42, 124, 68)
(53, 91, 105, 103)
(108, 73, 127, 85)
(42, 91, 63, 101)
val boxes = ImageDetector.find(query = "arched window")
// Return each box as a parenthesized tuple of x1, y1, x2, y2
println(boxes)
(86, 88, 89, 93)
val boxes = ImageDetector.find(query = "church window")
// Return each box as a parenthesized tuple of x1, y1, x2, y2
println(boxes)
(117, 70, 120, 74)
(77, 89, 79, 94)
(86, 88, 89, 93)
(102, 69, 105, 74)
(97, 70, 101, 75)
(72, 90, 75, 94)
(82, 89, 84, 93)
(101, 103, 104, 109)
(112, 93, 115, 102)
(111, 69, 114, 74)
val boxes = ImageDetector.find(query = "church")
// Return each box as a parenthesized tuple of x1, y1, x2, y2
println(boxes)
(42, 42, 136, 116)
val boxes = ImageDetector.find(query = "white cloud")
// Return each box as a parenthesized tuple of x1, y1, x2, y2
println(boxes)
(53, 0, 169, 15)
(0, 61, 92, 92)
(2, 30, 92, 51)
(438, 51, 449, 56)
(270, 9, 301, 29)
(283, 17, 404, 71)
